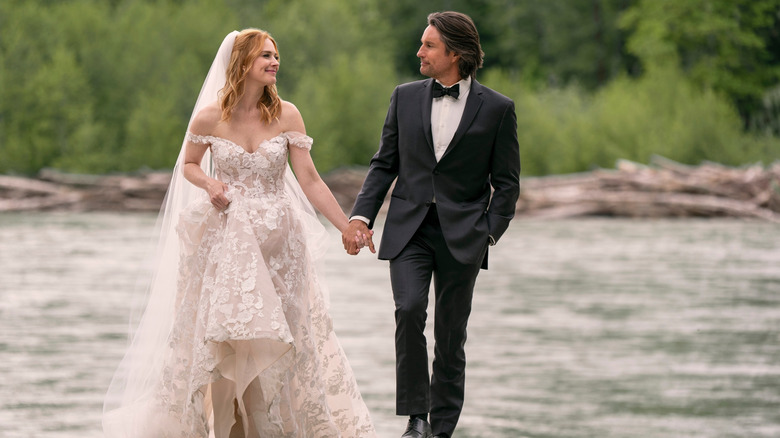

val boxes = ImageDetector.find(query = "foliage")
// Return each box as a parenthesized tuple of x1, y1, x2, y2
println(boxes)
(2, 0, 100, 173)
(379, 0, 640, 87)
(620, 0, 780, 126)
(292, 52, 396, 172)
(0, 0, 237, 174)
(0, 0, 778, 176)
(483, 66, 778, 176)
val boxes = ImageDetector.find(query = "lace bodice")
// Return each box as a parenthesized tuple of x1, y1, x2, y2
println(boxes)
(185, 131, 312, 200)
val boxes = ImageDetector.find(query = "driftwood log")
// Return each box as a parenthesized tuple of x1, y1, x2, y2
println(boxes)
(1, 156, 779, 222)
(0, 169, 172, 212)
(517, 156, 780, 222)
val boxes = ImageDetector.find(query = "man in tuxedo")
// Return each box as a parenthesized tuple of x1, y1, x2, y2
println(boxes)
(343, 11, 520, 438)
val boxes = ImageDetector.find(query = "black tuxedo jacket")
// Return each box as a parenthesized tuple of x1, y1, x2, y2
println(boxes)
(351, 78, 520, 267)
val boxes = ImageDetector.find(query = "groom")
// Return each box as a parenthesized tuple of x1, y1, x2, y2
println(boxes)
(344, 11, 520, 438)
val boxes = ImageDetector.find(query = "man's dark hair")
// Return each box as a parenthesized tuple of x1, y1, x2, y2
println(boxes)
(427, 11, 484, 79)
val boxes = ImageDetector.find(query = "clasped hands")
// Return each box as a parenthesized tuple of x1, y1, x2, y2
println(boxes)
(342, 220, 375, 255)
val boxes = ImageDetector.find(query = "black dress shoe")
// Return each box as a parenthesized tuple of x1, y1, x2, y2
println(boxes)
(401, 417, 433, 438)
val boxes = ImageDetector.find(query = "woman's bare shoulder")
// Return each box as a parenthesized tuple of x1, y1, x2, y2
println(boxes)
(190, 102, 221, 135)
(279, 100, 306, 134)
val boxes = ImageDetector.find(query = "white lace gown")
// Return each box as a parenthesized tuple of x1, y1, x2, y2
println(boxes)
(107, 131, 376, 437)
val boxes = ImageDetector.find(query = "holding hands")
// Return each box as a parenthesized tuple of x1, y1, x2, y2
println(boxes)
(342, 220, 375, 255)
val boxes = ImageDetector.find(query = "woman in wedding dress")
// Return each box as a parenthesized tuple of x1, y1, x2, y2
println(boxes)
(103, 29, 376, 438)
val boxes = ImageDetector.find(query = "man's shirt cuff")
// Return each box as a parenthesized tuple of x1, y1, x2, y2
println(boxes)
(349, 215, 371, 225)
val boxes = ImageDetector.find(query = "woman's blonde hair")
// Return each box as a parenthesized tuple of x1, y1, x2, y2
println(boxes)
(220, 29, 281, 123)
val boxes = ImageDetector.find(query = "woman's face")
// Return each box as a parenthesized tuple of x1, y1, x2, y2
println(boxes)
(248, 38, 279, 86)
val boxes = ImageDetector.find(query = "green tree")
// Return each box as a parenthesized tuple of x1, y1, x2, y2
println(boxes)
(111, 0, 237, 171)
(0, 0, 101, 173)
(620, 0, 780, 127)
(0, 0, 238, 173)
(378, 0, 638, 88)
(483, 66, 777, 176)
(1, 0, 777, 176)
(481, 0, 639, 88)
(292, 52, 396, 172)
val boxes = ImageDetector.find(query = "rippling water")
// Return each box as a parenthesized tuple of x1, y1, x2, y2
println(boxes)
(0, 213, 778, 437)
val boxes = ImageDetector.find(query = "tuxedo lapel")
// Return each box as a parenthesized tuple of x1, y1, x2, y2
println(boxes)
(441, 80, 484, 161)
(421, 79, 435, 154)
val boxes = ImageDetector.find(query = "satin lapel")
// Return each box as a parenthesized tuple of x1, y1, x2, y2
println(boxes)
(441, 80, 484, 160)
(421, 79, 435, 154)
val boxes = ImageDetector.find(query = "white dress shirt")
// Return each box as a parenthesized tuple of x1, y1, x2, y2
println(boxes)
(431, 77, 471, 161)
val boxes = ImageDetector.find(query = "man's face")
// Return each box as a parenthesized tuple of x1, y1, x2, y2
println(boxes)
(416, 25, 459, 82)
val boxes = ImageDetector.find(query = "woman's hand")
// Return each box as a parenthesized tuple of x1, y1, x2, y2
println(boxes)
(205, 178, 231, 211)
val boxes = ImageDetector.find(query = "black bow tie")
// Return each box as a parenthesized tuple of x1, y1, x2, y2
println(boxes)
(432, 82, 460, 99)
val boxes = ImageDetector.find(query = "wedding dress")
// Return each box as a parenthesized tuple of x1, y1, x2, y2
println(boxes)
(103, 31, 376, 438)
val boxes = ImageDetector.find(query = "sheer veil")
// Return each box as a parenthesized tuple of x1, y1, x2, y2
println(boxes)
(102, 30, 330, 434)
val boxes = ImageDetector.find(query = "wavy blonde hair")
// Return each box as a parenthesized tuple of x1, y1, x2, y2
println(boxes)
(220, 29, 282, 123)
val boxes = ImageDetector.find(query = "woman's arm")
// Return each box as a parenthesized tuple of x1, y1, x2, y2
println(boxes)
(288, 146, 349, 233)
(281, 101, 349, 233)
(182, 144, 231, 211)
(182, 105, 230, 210)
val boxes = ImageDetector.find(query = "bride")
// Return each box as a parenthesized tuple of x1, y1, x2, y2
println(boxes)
(103, 29, 376, 437)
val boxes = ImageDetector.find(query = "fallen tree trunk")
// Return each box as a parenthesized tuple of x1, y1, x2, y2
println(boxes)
(517, 157, 780, 222)
(1, 157, 778, 221)
(0, 170, 171, 212)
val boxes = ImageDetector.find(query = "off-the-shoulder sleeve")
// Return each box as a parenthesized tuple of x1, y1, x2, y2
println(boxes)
(285, 131, 313, 151)
(185, 131, 211, 144)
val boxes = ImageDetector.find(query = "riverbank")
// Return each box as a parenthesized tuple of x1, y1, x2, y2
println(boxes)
(1, 156, 778, 221)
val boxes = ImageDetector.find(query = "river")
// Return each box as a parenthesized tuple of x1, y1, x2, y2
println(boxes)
(0, 213, 778, 437)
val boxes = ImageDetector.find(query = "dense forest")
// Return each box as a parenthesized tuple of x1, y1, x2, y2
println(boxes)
(1, 0, 779, 176)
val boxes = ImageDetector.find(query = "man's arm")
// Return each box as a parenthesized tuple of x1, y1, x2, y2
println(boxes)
(350, 87, 401, 226)
(343, 87, 402, 254)
(486, 99, 520, 244)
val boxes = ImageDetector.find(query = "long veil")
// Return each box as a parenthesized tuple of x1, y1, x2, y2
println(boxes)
(102, 30, 330, 435)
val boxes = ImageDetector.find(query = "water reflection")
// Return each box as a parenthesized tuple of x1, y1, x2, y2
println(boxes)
(0, 213, 778, 437)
